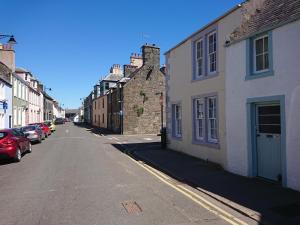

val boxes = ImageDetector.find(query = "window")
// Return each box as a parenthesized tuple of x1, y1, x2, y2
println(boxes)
(208, 32, 217, 73)
(102, 99, 104, 108)
(246, 32, 273, 79)
(172, 104, 182, 138)
(254, 35, 269, 73)
(207, 97, 217, 142)
(193, 96, 218, 144)
(195, 39, 203, 77)
(195, 99, 205, 140)
(94, 101, 96, 109)
(105, 82, 109, 90)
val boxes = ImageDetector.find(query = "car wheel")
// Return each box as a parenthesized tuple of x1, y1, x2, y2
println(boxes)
(27, 143, 32, 153)
(14, 148, 21, 162)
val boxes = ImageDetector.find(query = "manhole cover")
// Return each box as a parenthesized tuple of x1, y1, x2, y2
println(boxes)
(271, 203, 300, 217)
(122, 201, 142, 214)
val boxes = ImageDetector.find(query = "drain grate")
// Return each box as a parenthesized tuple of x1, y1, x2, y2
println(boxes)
(271, 203, 300, 217)
(122, 201, 142, 214)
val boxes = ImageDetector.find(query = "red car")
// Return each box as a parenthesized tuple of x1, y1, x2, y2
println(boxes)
(0, 129, 32, 162)
(30, 123, 51, 138)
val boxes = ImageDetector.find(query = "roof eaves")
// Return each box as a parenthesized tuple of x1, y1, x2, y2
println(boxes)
(164, 4, 242, 55)
(226, 14, 300, 47)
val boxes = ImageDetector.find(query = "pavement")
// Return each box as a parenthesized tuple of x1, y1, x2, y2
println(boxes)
(94, 130, 300, 225)
(0, 123, 256, 225)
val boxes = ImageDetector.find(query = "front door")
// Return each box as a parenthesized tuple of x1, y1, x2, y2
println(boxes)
(256, 104, 282, 182)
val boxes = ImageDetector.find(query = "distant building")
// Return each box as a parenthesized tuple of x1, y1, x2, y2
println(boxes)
(43, 91, 54, 121)
(0, 62, 13, 129)
(83, 92, 93, 124)
(13, 68, 29, 127)
(0, 43, 15, 129)
(92, 95, 107, 128)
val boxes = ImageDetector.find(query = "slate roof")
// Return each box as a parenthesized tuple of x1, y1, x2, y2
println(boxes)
(102, 73, 123, 82)
(43, 91, 53, 101)
(230, 0, 300, 42)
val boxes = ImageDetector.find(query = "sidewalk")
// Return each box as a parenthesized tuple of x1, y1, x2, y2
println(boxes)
(123, 142, 300, 225)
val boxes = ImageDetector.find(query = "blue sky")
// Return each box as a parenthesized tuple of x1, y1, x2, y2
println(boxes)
(1, 0, 242, 109)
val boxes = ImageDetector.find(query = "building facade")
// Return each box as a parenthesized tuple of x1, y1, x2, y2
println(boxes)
(121, 44, 165, 135)
(165, 5, 243, 168)
(83, 92, 93, 124)
(0, 62, 12, 129)
(13, 69, 29, 127)
(43, 92, 54, 121)
(92, 95, 107, 128)
(225, 0, 300, 191)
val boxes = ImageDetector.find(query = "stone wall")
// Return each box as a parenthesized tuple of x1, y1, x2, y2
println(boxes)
(122, 44, 165, 135)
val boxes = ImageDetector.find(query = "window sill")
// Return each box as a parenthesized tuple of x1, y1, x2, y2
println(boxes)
(171, 135, 182, 141)
(192, 72, 219, 83)
(245, 70, 274, 80)
(192, 139, 220, 149)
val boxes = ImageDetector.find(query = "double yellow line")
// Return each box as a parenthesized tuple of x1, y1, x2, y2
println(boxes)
(126, 155, 249, 225)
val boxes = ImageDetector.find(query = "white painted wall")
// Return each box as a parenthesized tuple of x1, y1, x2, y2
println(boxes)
(226, 19, 300, 191)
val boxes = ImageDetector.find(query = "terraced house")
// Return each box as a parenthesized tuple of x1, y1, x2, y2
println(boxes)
(225, 0, 300, 191)
(165, 3, 246, 169)
(13, 68, 29, 127)
(0, 62, 12, 129)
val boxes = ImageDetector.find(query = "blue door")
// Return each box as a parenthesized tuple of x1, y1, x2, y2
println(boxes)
(256, 104, 282, 182)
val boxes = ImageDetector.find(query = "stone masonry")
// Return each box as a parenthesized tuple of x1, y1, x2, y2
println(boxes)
(122, 44, 165, 135)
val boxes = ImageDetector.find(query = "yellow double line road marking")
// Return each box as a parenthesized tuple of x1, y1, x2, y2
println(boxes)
(126, 155, 248, 225)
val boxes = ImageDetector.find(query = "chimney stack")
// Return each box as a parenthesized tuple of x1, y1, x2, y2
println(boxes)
(142, 44, 160, 68)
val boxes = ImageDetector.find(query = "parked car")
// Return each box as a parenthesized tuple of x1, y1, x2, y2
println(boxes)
(55, 118, 65, 125)
(21, 125, 43, 143)
(29, 123, 51, 138)
(0, 128, 32, 162)
(44, 121, 56, 132)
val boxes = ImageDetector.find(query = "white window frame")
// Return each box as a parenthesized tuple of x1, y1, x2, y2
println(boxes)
(174, 104, 182, 137)
(253, 35, 269, 73)
(195, 39, 204, 77)
(207, 97, 218, 143)
(195, 98, 205, 140)
(207, 32, 217, 74)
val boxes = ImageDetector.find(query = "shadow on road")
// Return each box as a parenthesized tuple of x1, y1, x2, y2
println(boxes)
(74, 122, 117, 136)
(111, 142, 300, 225)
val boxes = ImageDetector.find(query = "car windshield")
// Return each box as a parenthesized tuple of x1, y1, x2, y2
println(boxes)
(0, 132, 7, 140)
(22, 126, 35, 132)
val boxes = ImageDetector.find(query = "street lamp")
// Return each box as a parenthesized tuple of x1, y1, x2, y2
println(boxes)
(0, 34, 17, 45)
(44, 86, 52, 92)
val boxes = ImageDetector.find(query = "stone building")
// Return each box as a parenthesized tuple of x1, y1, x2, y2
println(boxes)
(108, 44, 165, 135)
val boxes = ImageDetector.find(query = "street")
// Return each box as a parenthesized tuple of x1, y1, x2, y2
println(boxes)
(0, 123, 254, 225)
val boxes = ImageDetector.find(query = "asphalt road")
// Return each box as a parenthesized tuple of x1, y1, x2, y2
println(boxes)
(0, 124, 250, 225)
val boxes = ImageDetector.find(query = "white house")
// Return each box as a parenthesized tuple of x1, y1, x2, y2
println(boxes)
(225, 0, 300, 191)
(0, 62, 13, 129)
